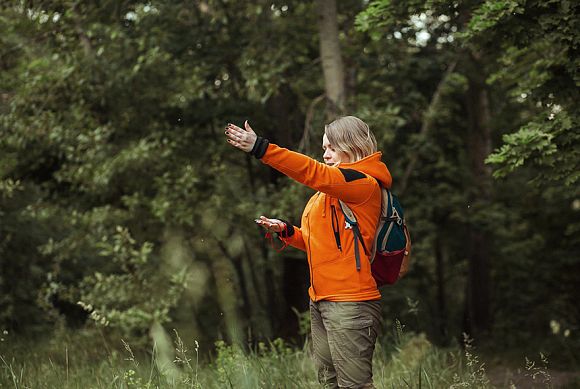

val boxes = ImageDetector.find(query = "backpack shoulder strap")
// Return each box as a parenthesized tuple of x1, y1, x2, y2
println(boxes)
(338, 200, 368, 271)
(338, 200, 357, 224)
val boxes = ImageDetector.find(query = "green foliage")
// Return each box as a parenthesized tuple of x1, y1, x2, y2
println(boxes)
(0, 0, 578, 366)
(355, 0, 426, 32)
(0, 0, 320, 342)
(0, 324, 524, 389)
(486, 120, 557, 178)
(464, 0, 526, 36)
(76, 227, 187, 336)
(354, 0, 579, 350)
(467, 0, 580, 184)
(291, 307, 311, 338)
(0, 179, 21, 198)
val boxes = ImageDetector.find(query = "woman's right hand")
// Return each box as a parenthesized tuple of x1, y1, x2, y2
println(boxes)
(225, 121, 258, 153)
(254, 216, 286, 233)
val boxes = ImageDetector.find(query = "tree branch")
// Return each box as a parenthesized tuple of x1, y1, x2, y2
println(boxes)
(399, 61, 457, 195)
(298, 94, 325, 152)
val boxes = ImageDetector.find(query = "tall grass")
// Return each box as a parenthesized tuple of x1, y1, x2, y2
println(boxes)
(0, 325, 560, 388)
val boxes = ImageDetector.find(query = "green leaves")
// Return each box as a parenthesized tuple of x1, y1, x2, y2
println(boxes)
(0, 179, 21, 199)
(461, 0, 580, 186)
(355, 0, 427, 32)
(78, 227, 187, 335)
(463, 0, 525, 38)
(486, 127, 554, 178)
(96, 226, 152, 268)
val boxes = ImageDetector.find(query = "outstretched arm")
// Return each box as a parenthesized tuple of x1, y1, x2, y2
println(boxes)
(260, 143, 382, 204)
(224, 122, 390, 204)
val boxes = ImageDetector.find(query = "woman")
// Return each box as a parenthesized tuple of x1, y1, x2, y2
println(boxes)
(225, 116, 392, 389)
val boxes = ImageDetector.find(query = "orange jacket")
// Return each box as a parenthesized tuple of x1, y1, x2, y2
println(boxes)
(261, 143, 392, 302)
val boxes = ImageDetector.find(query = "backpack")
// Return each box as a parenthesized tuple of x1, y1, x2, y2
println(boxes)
(339, 186, 411, 286)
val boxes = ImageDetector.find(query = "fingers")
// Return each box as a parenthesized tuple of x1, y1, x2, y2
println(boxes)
(256, 216, 285, 232)
(255, 216, 271, 228)
(228, 122, 244, 132)
(225, 123, 254, 152)
(225, 133, 242, 147)
(226, 122, 254, 137)
(260, 216, 278, 227)
(225, 136, 244, 150)
(225, 124, 244, 140)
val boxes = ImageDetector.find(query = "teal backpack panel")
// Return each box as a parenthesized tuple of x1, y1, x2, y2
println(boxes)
(376, 190, 406, 252)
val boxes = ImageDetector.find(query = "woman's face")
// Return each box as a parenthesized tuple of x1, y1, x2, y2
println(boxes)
(322, 134, 351, 166)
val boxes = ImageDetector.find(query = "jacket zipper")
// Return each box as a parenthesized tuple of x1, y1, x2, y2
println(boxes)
(307, 192, 321, 300)
(307, 213, 315, 299)
(330, 205, 342, 252)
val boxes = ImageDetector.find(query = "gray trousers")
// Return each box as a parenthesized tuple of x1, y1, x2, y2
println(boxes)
(310, 300, 382, 389)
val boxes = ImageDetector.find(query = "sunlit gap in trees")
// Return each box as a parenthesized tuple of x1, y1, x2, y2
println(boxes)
(389, 11, 457, 48)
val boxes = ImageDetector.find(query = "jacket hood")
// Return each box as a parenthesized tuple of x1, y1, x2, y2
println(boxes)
(339, 152, 392, 188)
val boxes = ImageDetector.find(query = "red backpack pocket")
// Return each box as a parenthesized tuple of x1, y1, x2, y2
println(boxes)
(371, 248, 405, 286)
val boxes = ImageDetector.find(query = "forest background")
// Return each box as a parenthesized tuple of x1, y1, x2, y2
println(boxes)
(0, 0, 578, 387)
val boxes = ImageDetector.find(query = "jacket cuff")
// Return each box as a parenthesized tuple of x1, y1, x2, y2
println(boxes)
(276, 219, 295, 238)
(250, 137, 270, 159)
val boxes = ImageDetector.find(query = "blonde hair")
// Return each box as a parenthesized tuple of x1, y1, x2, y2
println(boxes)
(325, 116, 378, 162)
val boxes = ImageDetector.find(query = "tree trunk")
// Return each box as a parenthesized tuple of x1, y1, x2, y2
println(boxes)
(317, 0, 346, 120)
(212, 241, 246, 345)
(434, 232, 448, 343)
(160, 226, 206, 341)
(464, 54, 493, 337)
(240, 238, 274, 340)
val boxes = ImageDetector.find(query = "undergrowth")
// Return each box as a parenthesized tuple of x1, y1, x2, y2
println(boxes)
(0, 323, 562, 388)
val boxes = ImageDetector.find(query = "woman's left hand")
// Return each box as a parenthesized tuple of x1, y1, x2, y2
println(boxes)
(225, 120, 258, 153)
(255, 216, 286, 233)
